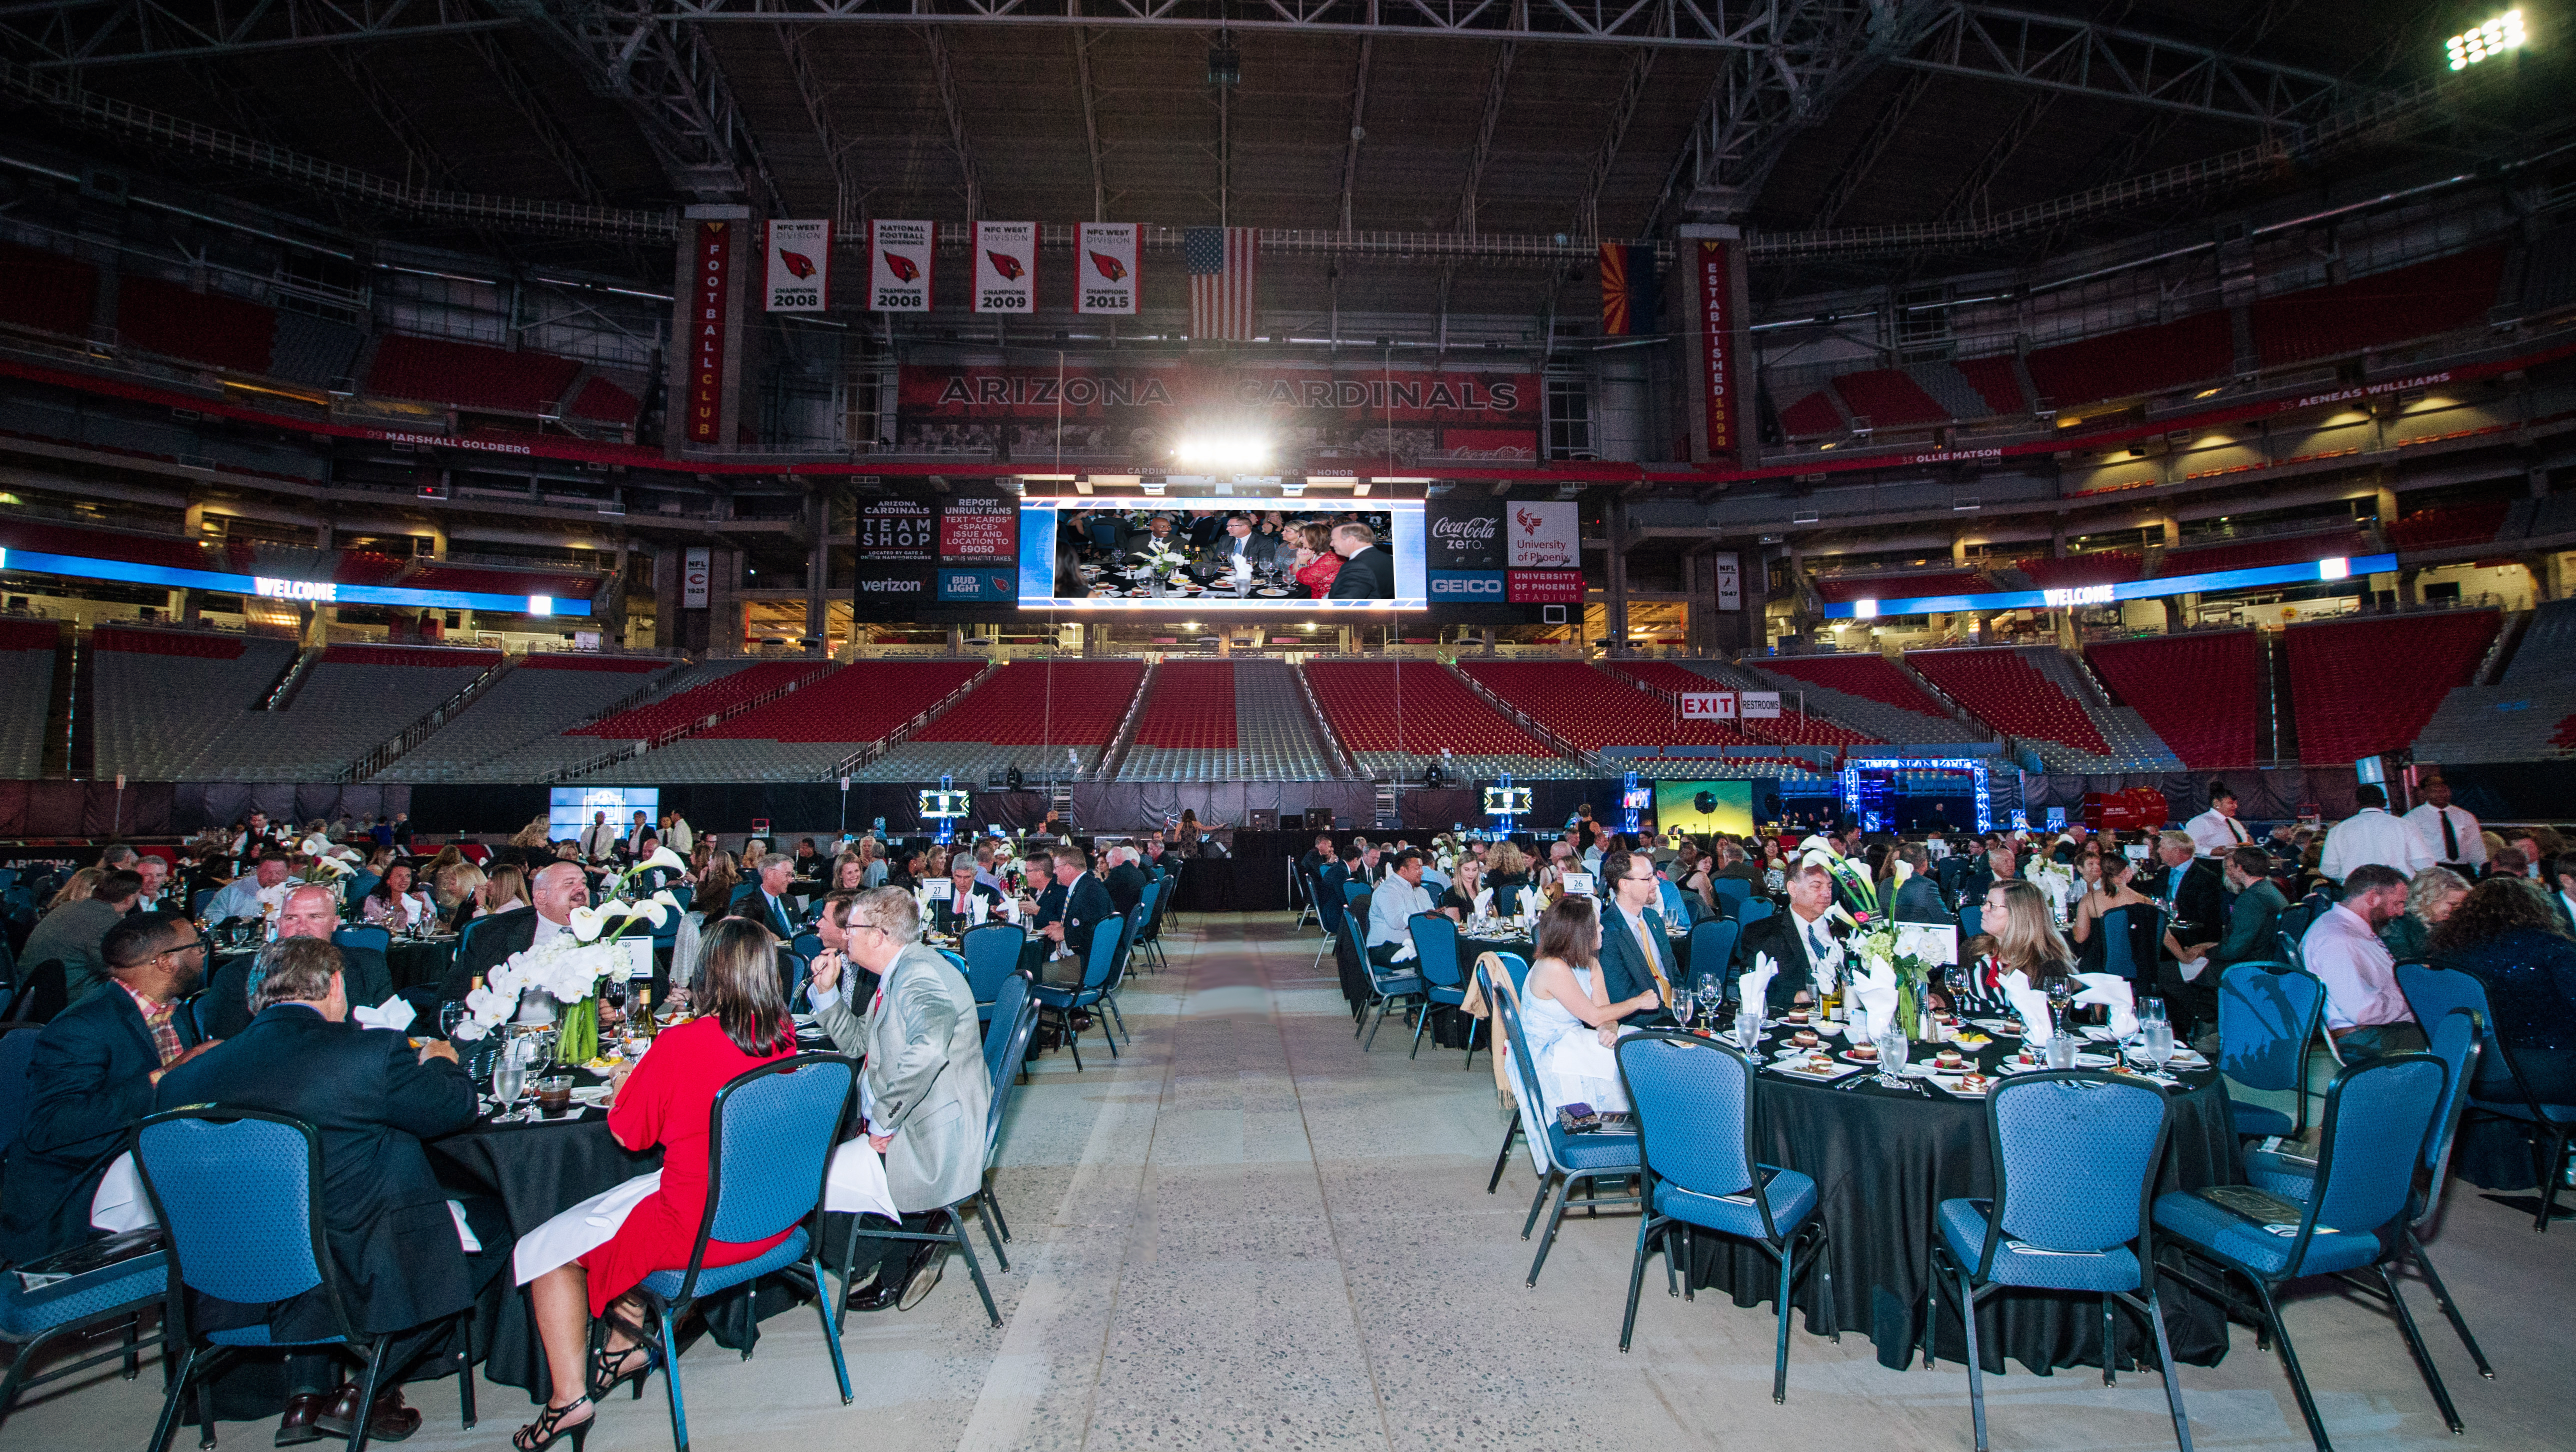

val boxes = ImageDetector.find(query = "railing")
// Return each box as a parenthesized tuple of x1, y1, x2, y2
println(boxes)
(336, 653, 514, 783)
(1096, 661, 1158, 781)
(536, 661, 832, 783)
(824, 658, 996, 780)
(1289, 662, 1366, 780)
(260, 648, 317, 711)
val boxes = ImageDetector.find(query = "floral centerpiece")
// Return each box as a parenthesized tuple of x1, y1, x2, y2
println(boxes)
(454, 846, 688, 1065)
(1136, 537, 1193, 586)
(1799, 839, 1940, 1040)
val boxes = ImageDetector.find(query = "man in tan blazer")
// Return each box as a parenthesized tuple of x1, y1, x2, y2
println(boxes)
(808, 886, 990, 1311)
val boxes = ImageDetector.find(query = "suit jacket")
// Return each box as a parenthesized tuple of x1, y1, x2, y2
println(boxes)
(2214, 878, 2288, 969)
(442, 905, 538, 1004)
(1202, 531, 1279, 573)
(1732, 909, 1847, 1013)
(0, 980, 203, 1264)
(201, 944, 394, 1041)
(816, 942, 989, 1213)
(1104, 863, 1150, 918)
(2158, 858, 2228, 954)
(731, 885, 802, 941)
(1034, 874, 1116, 963)
(1326, 545, 1396, 600)
(1596, 903, 1680, 1027)
(154, 1004, 480, 1337)
(22, 899, 126, 1004)
(1892, 874, 1955, 925)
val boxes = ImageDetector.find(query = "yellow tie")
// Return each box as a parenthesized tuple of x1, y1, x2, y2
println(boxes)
(1632, 912, 1675, 1006)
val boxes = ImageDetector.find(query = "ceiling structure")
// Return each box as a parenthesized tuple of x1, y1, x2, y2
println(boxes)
(0, 0, 2560, 314)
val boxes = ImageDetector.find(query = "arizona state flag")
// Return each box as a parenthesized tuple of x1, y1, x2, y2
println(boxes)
(1599, 243, 1658, 336)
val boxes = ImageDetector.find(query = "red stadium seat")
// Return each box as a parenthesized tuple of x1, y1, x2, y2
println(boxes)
(574, 661, 832, 739)
(2024, 311, 2234, 408)
(2158, 532, 2368, 578)
(1828, 369, 1950, 428)
(1776, 391, 1844, 438)
(1756, 654, 1952, 719)
(2084, 632, 2262, 770)
(1904, 649, 2110, 755)
(700, 661, 984, 743)
(1952, 356, 2026, 416)
(2284, 612, 2498, 765)
(0, 243, 99, 339)
(1604, 661, 1875, 746)
(1302, 661, 1557, 758)
(1136, 660, 1238, 750)
(910, 661, 1148, 747)
(2384, 501, 2513, 553)
(2251, 248, 2508, 368)
(115, 276, 275, 375)
(365, 333, 584, 415)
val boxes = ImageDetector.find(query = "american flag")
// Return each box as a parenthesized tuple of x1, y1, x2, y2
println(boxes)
(1186, 226, 1257, 340)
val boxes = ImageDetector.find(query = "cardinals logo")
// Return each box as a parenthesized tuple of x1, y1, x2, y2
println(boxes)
(1515, 506, 1545, 535)
(1088, 251, 1128, 282)
(884, 252, 921, 283)
(778, 249, 816, 280)
(986, 250, 1026, 282)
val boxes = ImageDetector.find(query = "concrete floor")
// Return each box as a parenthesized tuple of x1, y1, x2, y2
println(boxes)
(10, 910, 2572, 1451)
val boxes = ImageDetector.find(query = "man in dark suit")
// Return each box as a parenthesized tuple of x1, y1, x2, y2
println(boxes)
(1032, 846, 1115, 978)
(1595, 849, 1680, 1026)
(203, 884, 398, 1039)
(1324, 522, 1396, 600)
(1732, 858, 1847, 1014)
(1958, 841, 2014, 909)
(2208, 844, 2290, 984)
(1202, 513, 1279, 575)
(1102, 845, 1150, 919)
(732, 853, 803, 939)
(932, 856, 1006, 933)
(0, 912, 214, 1264)
(440, 861, 590, 1003)
(1890, 843, 1955, 924)
(2150, 829, 2229, 1038)
(158, 937, 499, 1446)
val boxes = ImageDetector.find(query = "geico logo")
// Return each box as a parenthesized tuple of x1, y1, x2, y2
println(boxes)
(1430, 577, 1502, 596)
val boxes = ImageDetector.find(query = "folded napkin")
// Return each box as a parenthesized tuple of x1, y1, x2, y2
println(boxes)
(1472, 886, 1494, 918)
(1998, 969, 2056, 1048)
(351, 993, 416, 1033)
(2072, 972, 2139, 1037)
(1737, 953, 1779, 1017)
(1850, 955, 1900, 1043)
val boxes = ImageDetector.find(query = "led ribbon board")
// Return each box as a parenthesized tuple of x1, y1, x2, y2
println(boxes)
(0, 548, 588, 615)
(1822, 554, 2394, 619)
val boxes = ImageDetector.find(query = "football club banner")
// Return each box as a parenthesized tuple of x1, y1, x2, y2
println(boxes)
(868, 219, 934, 312)
(764, 220, 830, 313)
(974, 221, 1036, 314)
(686, 220, 732, 444)
(1076, 222, 1140, 315)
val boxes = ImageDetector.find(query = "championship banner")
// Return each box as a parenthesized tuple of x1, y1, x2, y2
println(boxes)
(868, 219, 934, 312)
(1076, 223, 1140, 315)
(1712, 550, 1742, 610)
(1680, 691, 1736, 720)
(1696, 237, 1741, 458)
(686, 221, 732, 444)
(764, 220, 830, 313)
(974, 221, 1036, 314)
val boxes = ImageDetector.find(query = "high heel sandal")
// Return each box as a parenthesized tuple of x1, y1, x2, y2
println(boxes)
(588, 1340, 657, 1400)
(512, 1397, 592, 1452)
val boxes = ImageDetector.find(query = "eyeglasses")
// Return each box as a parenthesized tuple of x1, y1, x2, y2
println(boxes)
(160, 937, 206, 958)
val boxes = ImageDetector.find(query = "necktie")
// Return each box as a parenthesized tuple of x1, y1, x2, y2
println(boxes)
(2228, 816, 2246, 843)
(1808, 922, 1830, 964)
(2440, 810, 2459, 861)
(1631, 912, 1674, 1007)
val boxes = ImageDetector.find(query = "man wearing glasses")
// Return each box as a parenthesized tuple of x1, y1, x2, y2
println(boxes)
(1596, 849, 1681, 1027)
(0, 913, 217, 1263)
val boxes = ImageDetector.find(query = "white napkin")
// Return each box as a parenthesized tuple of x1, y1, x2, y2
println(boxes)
(1738, 952, 1778, 1015)
(1472, 887, 1494, 918)
(1998, 969, 2056, 1048)
(1850, 956, 1900, 1043)
(351, 993, 416, 1033)
(2073, 973, 2138, 1037)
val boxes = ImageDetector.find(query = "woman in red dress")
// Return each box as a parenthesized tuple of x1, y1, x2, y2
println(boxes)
(1292, 522, 1342, 598)
(514, 919, 799, 1451)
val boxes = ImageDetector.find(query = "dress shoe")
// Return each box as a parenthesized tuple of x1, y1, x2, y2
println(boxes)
(314, 1384, 420, 1443)
(275, 1391, 330, 1447)
(845, 1276, 901, 1312)
(896, 1245, 946, 1311)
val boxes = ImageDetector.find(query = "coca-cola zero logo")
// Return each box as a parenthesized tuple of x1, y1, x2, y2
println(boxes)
(1432, 516, 1496, 541)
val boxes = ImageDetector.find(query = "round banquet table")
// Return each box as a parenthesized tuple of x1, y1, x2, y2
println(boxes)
(386, 934, 460, 991)
(1681, 1020, 2244, 1375)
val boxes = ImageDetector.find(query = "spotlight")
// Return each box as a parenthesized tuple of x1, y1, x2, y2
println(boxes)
(1208, 41, 1241, 87)
(1174, 435, 1272, 470)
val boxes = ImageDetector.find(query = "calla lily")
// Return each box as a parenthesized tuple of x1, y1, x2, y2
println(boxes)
(628, 900, 670, 929)
(640, 845, 689, 875)
(650, 889, 681, 909)
(1826, 903, 1860, 930)
(567, 904, 608, 942)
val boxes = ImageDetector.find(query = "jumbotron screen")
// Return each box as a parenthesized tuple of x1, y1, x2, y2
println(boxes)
(1018, 499, 1424, 611)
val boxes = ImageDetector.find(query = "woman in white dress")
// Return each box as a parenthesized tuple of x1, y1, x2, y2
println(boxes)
(1518, 896, 1661, 1113)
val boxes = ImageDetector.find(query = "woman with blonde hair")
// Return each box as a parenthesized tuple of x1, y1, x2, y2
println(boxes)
(1482, 841, 1533, 917)
(508, 816, 551, 849)
(1438, 854, 1487, 922)
(42, 867, 104, 916)
(440, 863, 488, 930)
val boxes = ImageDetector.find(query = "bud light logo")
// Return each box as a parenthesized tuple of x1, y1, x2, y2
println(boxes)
(938, 569, 1012, 601)
(1428, 571, 1505, 598)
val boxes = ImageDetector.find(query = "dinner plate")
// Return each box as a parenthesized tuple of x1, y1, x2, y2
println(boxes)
(1929, 1074, 1995, 1097)
(1838, 1049, 1886, 1065)
(570, 1085, 614, 1107)
(1255, 588, 1290, 597)
(1772, 1059, 1865, 1083)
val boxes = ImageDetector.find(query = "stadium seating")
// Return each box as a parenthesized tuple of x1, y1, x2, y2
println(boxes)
(2384, 500, 2514, 553)
(1776, 390, 1845, 438)
(1810, 571, 1988, 606)
(850, 660, 1148, 782)
(1462, 661, 1842, 779)
(1302, 660, 1574, 779)
(574, 660, 830, 742)
(0, 620, 60, 777)
(2156, 530, 2369, 578)
(2250, 247, 2509, 368)
(1742, 654, 1982, 744)
(90, 626, 302, 781)
(2412, 599, 2576, 764)
(1950, 356, 2028, 416)
(0, 243, 98, 339)
(364, 333, 584, 415)
(2286, 610, 2498, 765)
(402, 564, 601, 600)
(2014, 552, 2141, 589)
(175, 645, 503, 781)
(1118, 659, 1344, 781)
(1828, 369, 1949, 428)
(379, 654, 678, 783)
(457, 658, 777, 780)
(566, 376, 641, 426)
(2086, 631, 2262, 770)
(584, 660, 986, 783)
(114, 276, 274, 375)
(2024, 310, 2234, 408)
(1634, 660, 1878, 746)
(1904, 647, 2180, 771)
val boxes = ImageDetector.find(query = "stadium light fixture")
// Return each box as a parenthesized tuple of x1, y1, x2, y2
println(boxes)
(1174, 435, 1271, 470)
(2447, 9, 2526, 68)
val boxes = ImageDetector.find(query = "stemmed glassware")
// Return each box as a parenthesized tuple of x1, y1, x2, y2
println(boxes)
(1873, 1026, 1912, 1087)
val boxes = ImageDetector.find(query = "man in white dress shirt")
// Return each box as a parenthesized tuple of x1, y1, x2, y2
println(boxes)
(2183, 782, 2252, 857)
(2402, 776, 2484, 875)
(2318, 786, 2426, 883)
(2298, 863, 2422, 1058)
(578, 811, 620, 863)
(1365, 849, 1436, 966)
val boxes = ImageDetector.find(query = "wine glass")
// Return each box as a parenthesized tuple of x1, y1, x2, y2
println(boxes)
(1694, 973, 1722, 1028)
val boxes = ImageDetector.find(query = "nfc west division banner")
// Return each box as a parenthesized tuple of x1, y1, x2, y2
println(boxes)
(764, 220, 830, 313)
(1076, 223, 1140, 314)
(974, 221, 1036, 314)
(894, 363, 1539, 460)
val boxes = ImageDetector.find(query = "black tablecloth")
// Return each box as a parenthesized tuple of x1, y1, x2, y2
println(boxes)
(388, 936, 459, 991)
(1682, 1027, 2244, 1375)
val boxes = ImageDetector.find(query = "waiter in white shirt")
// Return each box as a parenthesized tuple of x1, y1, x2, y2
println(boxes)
(2317, 785, 2427, 882)
(1365, 849, 1436, 966)
(2402, 776, 2484, 875)
(2182, 781, 2252, 857)
(578, 811, 620, 862)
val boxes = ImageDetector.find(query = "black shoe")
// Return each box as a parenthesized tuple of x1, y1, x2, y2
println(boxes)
(846, 1276, 901, 1312)
(314, 1384, 420, 1443)
(276, 1392, 330, 1447)
(898, 1245, 946, 1311)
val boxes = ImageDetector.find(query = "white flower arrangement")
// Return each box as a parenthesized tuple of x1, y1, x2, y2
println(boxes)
(450, 889, 678, 1041)
(1137, 540, 1193, 578)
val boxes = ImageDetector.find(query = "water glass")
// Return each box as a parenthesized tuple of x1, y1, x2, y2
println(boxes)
(2045, 1033, 2080, 1070)
(2138, 997, 2168, 1029)
(2144, 1020, 2176, 1067)
(492, 1055, 526, 1114)
(1735, 1009, 1765, 1054)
